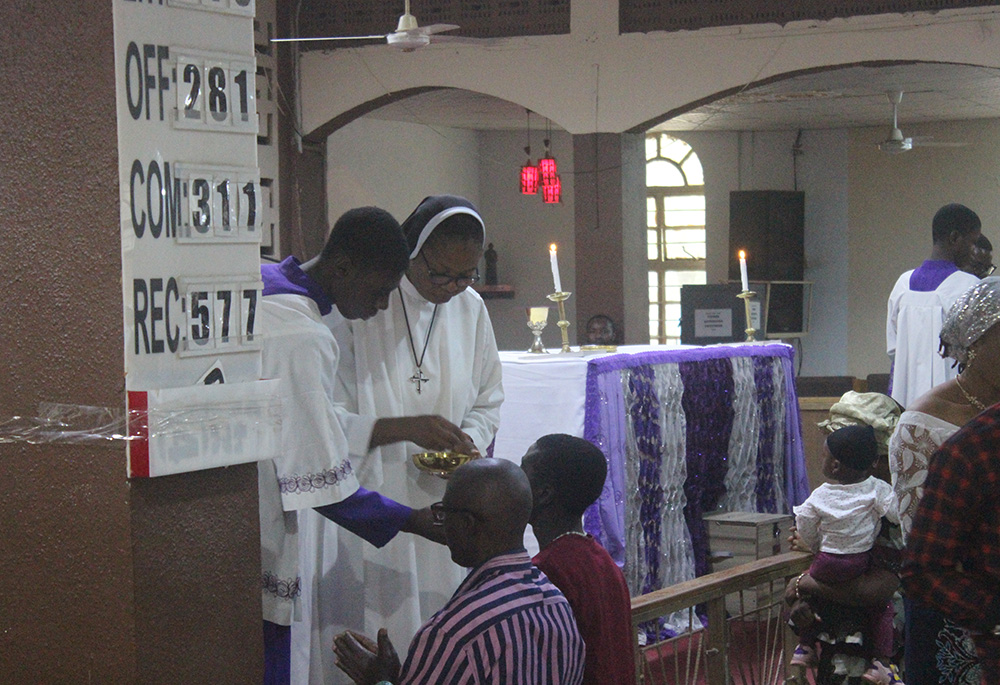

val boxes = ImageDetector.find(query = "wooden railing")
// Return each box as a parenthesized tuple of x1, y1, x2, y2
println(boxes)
(631, 552, 813, 685)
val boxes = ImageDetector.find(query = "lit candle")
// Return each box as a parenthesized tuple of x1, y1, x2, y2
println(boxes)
(549, 243, 562, 293)
(739, 250, 749, 292)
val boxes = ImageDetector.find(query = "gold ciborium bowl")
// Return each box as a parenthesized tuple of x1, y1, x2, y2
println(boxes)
(412, 451, 474, 477)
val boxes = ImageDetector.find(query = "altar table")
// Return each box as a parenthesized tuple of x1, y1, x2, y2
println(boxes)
(493, 343, 809, 600)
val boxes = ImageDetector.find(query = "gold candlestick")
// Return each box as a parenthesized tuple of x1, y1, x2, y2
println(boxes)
(546, 291, 572, 353)
(736, 290, 757, 342)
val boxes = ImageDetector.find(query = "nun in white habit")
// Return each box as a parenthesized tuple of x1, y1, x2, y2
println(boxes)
(291, 195, 504, 685)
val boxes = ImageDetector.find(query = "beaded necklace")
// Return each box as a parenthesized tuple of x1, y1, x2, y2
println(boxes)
(956, 375, 987, 412)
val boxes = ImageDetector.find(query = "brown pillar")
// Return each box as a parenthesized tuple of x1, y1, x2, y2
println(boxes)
(276, 0, 328, 259)
(0, 2, 263, 682)
(572, 132, 646, 343)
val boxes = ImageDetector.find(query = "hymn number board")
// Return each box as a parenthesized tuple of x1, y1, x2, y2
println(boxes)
(117, 0, 263, 388)
(115, 0, 287, 477)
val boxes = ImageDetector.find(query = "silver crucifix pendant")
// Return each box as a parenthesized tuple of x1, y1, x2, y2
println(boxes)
(409, 368, 429, 394)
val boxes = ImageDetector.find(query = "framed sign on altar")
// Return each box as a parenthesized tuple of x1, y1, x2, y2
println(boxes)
(680, 283, 764, 345)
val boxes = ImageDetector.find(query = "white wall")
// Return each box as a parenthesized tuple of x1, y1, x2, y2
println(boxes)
(798, 130, 850, 376)
(326, 117, 480, 222)
(316, 6, 1000, 377)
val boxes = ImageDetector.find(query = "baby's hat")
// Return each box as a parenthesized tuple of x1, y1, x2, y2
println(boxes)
(826, 424, 878, 471)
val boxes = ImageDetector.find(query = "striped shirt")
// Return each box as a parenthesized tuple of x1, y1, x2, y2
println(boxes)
(399, 548, 585, 684)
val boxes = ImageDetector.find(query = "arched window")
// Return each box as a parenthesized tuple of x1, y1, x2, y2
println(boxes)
(646, 134, 706, 345)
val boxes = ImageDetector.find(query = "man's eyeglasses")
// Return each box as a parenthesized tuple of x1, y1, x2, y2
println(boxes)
(421, 252, 480, 288)
(430, 501, 483, 526)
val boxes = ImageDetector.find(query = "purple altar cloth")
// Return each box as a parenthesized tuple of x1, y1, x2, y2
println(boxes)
(581, 343, 808, 593)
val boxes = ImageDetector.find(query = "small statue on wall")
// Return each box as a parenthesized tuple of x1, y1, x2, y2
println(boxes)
(484, 242, 498, 285)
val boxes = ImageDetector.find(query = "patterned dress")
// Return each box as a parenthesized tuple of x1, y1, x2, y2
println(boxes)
(890, 411, 980, 685)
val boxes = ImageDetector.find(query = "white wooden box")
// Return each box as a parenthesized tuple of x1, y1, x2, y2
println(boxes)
(704, 511, 795, 614)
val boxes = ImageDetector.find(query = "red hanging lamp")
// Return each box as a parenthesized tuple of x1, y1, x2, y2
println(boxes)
(519, 109, 538, 194)
(538, 154, 557, 187)
(539, 117, 558, 187)
(542, 175, 561, 204)
(520, 159, 539, 195)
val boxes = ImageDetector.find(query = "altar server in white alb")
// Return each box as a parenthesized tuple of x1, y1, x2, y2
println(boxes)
(258, 206, 470, 685)
(292, 195, 504, 685)
(886, 202, 981, 408)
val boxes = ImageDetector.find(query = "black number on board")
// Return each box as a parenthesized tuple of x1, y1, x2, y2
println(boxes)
(242, 181, 257, 228)
(216, 180, 231, 230)
(243, 289, 258, 340)
(217, 290, 232, 341)
(182, 63, 201, 119)
(208, 66, 228, 122)
(190, 291, 210, 342)
(191, 178, 211, 232)
(233, 69, 249, 122)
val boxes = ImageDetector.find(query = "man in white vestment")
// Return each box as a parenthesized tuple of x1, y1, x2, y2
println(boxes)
(887, 202, 981, 409)
(292, 196, 504, 685)
(258, 207, 469, 685)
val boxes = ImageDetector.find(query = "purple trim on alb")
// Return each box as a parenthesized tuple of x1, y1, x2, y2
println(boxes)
(909, 260, 959, 292)
(261, 256, 333, 315)
(315, 486, 413, 549)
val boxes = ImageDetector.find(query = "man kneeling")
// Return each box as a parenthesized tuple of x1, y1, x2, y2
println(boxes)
(333, 458, 585, 685)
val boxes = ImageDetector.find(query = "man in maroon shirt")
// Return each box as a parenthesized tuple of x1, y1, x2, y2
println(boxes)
(521, 434, 637, 685)
(901, 402, 1000, 685)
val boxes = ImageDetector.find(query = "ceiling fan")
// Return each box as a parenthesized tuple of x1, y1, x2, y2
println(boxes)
(272, 0, 478, 52)
(877, 90, 967, 154)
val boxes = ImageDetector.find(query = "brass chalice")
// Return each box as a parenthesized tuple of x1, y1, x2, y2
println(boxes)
(526, 306, 550, 353)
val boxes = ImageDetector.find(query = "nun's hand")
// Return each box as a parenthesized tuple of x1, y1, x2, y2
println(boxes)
(371, 415, 470, 453)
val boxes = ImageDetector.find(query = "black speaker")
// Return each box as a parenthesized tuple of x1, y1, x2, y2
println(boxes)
(729, 191, 804, 282)
(730, 191, 805, 337)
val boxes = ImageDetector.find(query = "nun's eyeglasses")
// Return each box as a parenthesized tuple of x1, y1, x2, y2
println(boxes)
(421, 252, 480, 288)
